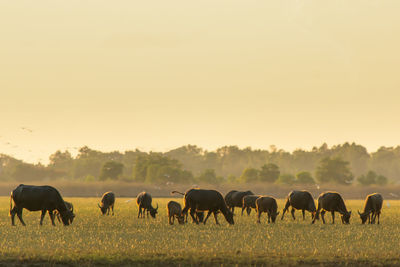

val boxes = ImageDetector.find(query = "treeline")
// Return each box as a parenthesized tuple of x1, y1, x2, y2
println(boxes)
(0, 143, 398, 185)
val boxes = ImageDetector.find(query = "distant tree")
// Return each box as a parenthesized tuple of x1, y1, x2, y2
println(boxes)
(258, 163, 280, 183)
(99, 161, 124, 181)
(357, 170, 388, 186)
(277, 174, 296, 185)
(315, 157, 353, 185)
(296, 171, 315, 184)
(239, 168, 259, 183)
(197, 169, 222, 184)
(376, 174, 388, 185)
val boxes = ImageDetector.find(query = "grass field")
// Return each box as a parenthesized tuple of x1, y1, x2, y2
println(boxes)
(1, 197, 399, 266)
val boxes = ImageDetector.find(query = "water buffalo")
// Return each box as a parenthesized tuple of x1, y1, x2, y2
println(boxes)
(171, 190, 205, 223)
(178, 189, 234, 225)
(358, 193, 383, 224)
(225, 190, 254, 214)
(98, 191, 115, 215)
(281, 190, 316, 221)
(136, 192, 158, 218)
(167, 201, 185, 225)
(256, 196, 279, 224)
(55, 201, 74, 224)
(10, 184, 75, 226)
(242, 195, 261, 215)
(312, 192, 351, 224)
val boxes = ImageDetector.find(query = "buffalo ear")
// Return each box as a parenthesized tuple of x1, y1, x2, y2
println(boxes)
(156, 203, 159, 211)
(358, 210, 361, 216)
(98, 204, 101, 209)
(349, 211, 352, 215)
(276, 211, 280, 216)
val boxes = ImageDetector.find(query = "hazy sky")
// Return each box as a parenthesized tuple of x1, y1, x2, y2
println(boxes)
(1, 1, 400, 163)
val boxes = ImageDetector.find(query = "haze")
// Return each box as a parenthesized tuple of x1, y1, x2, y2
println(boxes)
(1, 0, 400, 163)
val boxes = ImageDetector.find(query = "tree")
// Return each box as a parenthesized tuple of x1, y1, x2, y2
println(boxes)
(277, 174, 296, 185)
(99, 161, 124, 181)
(315, 157, 353, 185)
(258, 163, 280, 183)
(197, 169, 222, 184)
(357, 170, 388, 186)
(296, 171, 315, 184)
(239, 168, 259, 183)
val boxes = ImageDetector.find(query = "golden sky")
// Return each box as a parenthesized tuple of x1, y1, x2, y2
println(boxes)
(1, 0, 400, 163)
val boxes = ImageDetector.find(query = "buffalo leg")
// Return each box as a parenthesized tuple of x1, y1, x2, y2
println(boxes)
(377, 212, 380, 224)
(331, 211, 335, 224)
(321, 210, 326, 224)
(246, 207, 251, 216)
(16, 208, 26, 226)
(257, 211, 262, 223)
(281, 200, 290, 220)
(48, 211, 56, 226)
(138, 206, 142, 218)
(189, 209, 199, 224)
(291, 208, 296, 220)
(203, 211, 212, 225)
(267, 212, 271, 224)
(241, 206, 245, 216)
(213, 211, 220, 225)
(10, 207, 18, 226)
(40, 210, 46, 226)
(302, 210, 305, 220)
(231, 207, 235, 214)
(111, 205, 114, 216)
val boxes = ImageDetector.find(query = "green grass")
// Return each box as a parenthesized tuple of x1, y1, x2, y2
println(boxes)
(0, 197, 399, 266)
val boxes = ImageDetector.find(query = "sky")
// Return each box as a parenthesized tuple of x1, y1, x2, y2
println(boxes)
(1, 0, 400, 164)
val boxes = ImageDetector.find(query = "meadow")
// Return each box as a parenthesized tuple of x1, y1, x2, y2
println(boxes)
(0, 197, 399, 266)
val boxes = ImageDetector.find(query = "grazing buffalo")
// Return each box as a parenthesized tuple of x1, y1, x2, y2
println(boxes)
(256, 196, 279, 224)
(55, 201, 74, 224)
(98, 191, 115, 215)
(312, 192, 351, 224)
(177, 189, 234, 225)
(225, 190, 254, 214)
(171, 190, 205, 223)
(358, 193, 383, 224)
(281, 190, 316, 221)
(10, 184, 75, 226)
(242, 195, 261, 215)
(136, 192, 158, 218)
(167, 201, 185, 225)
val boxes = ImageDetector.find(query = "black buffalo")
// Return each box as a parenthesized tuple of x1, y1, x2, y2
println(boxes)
(10, 184, 75, 226)
(55, 201, 74, 224)
(98, 191, 115, 215)
(242, 195, 261, 215)
(225, 190, 254, 214)
(136, 192, 158, 218)
(358, 193, 383, 224)
(312, 192, 352, 224)
(256, 196, 279, 224)
(179, 189, 234, 225)
(281, 190, 316, 221)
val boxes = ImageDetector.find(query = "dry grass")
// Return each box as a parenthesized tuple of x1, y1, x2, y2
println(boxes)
(0, 197, 399, 266)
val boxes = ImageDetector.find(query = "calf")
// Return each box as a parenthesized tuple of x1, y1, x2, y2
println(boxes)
(167, 201, 185, 225)
(358, 193, 383, 224)
(256, 196, 279, 224)
(242, 195, 261, 215)
(281, 190, 316, 221)
(98, 191, 115, 215)
(312, 192, 351, 224)
(55, 201, 74, 224)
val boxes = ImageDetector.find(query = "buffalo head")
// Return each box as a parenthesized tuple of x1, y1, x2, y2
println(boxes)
(358, 210, 370, 224)
(341, 211, 352, 224)
(270, 211, 280, 223)
(150, 204, 158, 218)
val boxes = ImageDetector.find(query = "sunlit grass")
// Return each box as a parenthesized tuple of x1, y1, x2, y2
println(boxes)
(0, 197, 399, 265)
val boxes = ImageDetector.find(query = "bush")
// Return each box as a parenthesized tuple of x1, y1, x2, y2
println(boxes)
(277, 174, 296, 185)
(296, 171, 315, 184)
